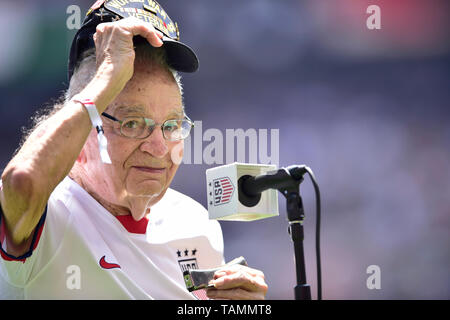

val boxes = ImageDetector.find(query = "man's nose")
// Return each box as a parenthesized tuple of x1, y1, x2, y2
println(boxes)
(139, 127, 169, 158)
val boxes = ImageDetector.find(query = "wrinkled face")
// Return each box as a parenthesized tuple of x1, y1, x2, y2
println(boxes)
(82, 63, 184, 213)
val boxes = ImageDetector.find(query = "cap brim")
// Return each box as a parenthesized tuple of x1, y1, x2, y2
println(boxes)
(162, 36, 199, 73)
(68, 27, 199, 81)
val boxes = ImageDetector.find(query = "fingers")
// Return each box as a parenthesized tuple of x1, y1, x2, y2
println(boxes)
(207, 265, 268, 300)
(95, 17, 164, 49)
(213, 264, 266, 281)
(206, 288, 265, 300)
(119, 17, 164, 47)
(212, 269, 268, 292)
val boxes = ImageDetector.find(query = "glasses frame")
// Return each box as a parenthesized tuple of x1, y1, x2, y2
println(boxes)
(101, 112, 194, 141)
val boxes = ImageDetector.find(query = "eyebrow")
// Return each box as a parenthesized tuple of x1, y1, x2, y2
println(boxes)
(115, 105, 146, 114)
(114, 105, 185, 118)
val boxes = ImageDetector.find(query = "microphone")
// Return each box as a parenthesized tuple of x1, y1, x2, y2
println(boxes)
(205, 163, 307, 221)
(206, 162, 322, 300)
(238, 165, 307, 207)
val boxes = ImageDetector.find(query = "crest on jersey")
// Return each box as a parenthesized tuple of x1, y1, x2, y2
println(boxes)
(176, 248, 198, 272)
(176, 248, 208, 299)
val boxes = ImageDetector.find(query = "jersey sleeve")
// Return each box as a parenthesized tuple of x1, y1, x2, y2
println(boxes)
(0, 179, 70, 287)
(0, 205, 47, 263)
(0, 179, 48, 286)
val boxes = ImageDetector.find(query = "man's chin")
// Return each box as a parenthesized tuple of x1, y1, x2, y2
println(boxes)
(125, 179, 166, 198)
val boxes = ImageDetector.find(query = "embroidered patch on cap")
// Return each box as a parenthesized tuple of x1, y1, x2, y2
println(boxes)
(103, 0, 180, 41)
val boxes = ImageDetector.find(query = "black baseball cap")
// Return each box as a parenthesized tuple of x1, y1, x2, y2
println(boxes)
(68, 0, 199, 82)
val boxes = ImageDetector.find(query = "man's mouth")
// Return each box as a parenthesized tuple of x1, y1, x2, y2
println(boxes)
(132, 166, 167, 174)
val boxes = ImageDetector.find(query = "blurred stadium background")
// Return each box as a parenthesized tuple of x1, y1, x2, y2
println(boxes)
(0, 0, 449, 299)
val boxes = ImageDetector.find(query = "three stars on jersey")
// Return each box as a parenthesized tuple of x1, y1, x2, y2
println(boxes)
(176, 248, 199, 273)
(176, 248, 197, 257)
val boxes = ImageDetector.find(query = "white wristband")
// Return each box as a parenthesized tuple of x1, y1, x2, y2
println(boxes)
(73, 97, 112, 164)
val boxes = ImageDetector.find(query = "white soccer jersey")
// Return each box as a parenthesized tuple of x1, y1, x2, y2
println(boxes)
(0, 176, 224, 299)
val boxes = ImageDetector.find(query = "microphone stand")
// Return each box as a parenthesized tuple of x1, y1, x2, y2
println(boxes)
(239, 167, 311, 300)
(282, 183, 311, 300)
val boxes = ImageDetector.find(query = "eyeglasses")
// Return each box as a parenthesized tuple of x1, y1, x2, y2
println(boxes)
(101, 112, 194, 141)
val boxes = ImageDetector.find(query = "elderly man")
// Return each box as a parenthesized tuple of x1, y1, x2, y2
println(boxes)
(0, 1, 267, 299)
